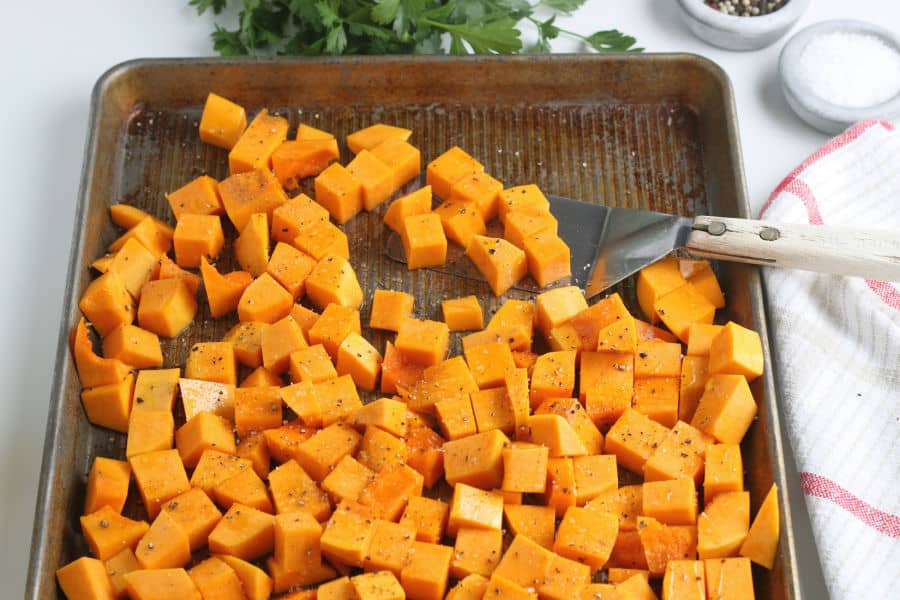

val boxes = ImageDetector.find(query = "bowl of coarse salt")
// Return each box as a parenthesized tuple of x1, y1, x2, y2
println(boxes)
(780, 20, 900, 134)
(676, 0, 811, 51)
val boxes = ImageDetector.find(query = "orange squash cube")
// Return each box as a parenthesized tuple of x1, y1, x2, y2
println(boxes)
(433, 198, 487, 249)
(691, 374, 757, 444)
(426, 146, 484, 200)
(662, 560, 706, 600)
(233, 213, 270, 277)
(307, 303, 361, 360)
(233, 386, 282, 438)
(175, 411, 236, 468)
(173, 214, 225, 268)
(369, 289, 415, 332)
(189, 557, 246, 600)
(337, 332, 383, 392)
(240, 366, 283, 388)
(124, 568, 200, 600)
(108, 215, 173, 259)
(314, 374, 363, 426)
(218, 167, 289, 231)
(554, 506, 619, 571)
(680, 259, 726, 308)
(704, 557, 754, 600)
(534, 396, 602, 455)
(492, 534, 554, 590)
(497, 184, 550, 223)
(236, 432, 270, 481)
(523, 231, 571, 288)
(399, 496, 449, 544)
(370, 137, 422, 190)
(129, 449, 190, 519)
(504, 209, 557, 249)
(487, 299, 535, 351)
(217, 555, 273, 600)
(320, 500, 378, 566)
(83, 457, 131, 517)
(632, 377, 680, 428)
(321, 455, 374, 504)
(739, 483, 779, 569)
(229, 109, 288, 174)
(654, 283, 717, 343)
(125, 410, 175, 458)
(380, 341, 425, 395)
(466, 235, 527, 297)
(347, 123, 412, 154)
(395, 317, 450, 367)
(572, 454, 618, 505)
(198, 258, 250, 319)
(135, 510, 191, 570)
(272, 510, 322, 573)
(360, 519, 416, 576)
(384, 186, 433, 233)
(441, 295, 484, 331)
(680, 355, 710, 423)
(261, 316, 307, 374)
(359, 462, 424, 521)
(166, 174, 224, 220)
(104, 548, 140, 599)
(347, 149, 395, 211)
(635, 341, 682, 378)
(435, 393, 477, 441)
(267, 459, 330, 521)
(535, 286, 588, 338)
(471, 387, 515, 434)
(401, 212, 447, 270)
(109, 204, 174, 236)
(162, 487, 223, 551)
(604, 408, 669, 474)
(315, 162, 364, 224)
(527, 414, 588, 457)
(238, 273, 294, 324)
(636, 516, 698, 577)
(102, 324, 162, 369)
(296, 422, 362, 481)
(356, 425, 407, 473)
(288, 344, 337, 384)
(502, 504, 555, 549)
(190, 450, 253, 494)
(56, 556, 117, 600)
(539, 553, 591, 600)
(78, 271, 135, 337)
(199, 92, 247, 149)
(543, 457, 577, 516)
(644, 420, 713, 484)
(351, 397, 408, 438)
(449, 171, 503, 222)
(451, 527, 503, 579)
(405, 425, 446, 489)
(401, 541, 453, 600)
(709, 321, 764, 381)
(266, 242, 315, 300)
(305, 255, 364, 310)
(208, 503, 276, 561)
(643, 478, 698, 526)
(443, 430, 509, 490)
(636, 257, 686, 324)
(137, 278, 197, 337)
(272, 138, 340, 187)
(582, 354, 633, 427)
(185, 341, 237, 385)
(686, 323, 724, 356)
(106, 238, 158, 300)
(501, 444, 548, 493)
(352, 571, 406, 600)
(131, 368, 179, 413)
(80, 506, 149, 561)
(271, 193, 329, 244)
(464, 342, 515, 390)
(704, 443, 744, 502)
(697, 491, 750, 559)
(179, 378, 236, 422)
(80, 374, 134, 433)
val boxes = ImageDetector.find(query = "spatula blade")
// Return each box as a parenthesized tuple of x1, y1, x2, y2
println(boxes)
(547, 195, 693, 299)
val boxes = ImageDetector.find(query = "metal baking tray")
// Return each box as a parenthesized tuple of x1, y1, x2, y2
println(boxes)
(27, 55, 800, 599)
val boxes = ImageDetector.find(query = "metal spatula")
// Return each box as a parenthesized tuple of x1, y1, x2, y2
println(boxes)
(547, 195, 900, 299)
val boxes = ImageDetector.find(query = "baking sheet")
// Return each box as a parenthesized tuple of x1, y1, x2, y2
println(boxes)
(27, 55, 799, 599)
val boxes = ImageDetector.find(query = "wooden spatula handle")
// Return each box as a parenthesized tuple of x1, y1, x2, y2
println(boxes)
(685, 216, 900, 282)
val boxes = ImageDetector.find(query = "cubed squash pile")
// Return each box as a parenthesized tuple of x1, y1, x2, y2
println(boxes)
(58, 92, 780, 600)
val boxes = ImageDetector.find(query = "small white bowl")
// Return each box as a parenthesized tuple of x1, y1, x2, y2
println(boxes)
(780, 20, 900, 135)
(676, 0, 811, 51)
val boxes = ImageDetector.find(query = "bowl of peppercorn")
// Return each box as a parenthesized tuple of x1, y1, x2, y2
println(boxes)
(677, 0, 811, 51)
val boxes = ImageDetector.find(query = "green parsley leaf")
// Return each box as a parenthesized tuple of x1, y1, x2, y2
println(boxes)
(190, 0, 228, 15)
(212, 24, 248, 55)
(585, 29, 642, 52)
(541, 0, 587, 13)
(325, 24, 348, 54)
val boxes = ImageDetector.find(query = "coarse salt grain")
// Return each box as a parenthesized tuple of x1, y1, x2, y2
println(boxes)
(797, 31, 900, 108)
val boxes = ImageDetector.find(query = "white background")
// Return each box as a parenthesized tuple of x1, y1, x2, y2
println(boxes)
(2, 1, 895, 596)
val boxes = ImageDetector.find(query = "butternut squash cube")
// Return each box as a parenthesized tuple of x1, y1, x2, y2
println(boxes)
(229, 109, 288, 174)
(704, 557, 754, 600)
(697, 491, 750, 559)
(662, 560, 706, 600)
(360, 519, 416, 576)
(654, 283, 717, 343)
(471, 387, 515, 434)
(268, 459, 330, 520)
(175, 411, 236, 468)
(108, 216, 173, 259)
(336, 332, 383, 392)
(635, 341, 682, 378)
(572, 454, 618, 505)
(199, 258, 251, 319)
(208, 503, 276, 561)
(199, 92, 246, 149)
(79, 271, 135, 337)
(501, 444, 548, 493)
(535, 285, 587, 338)
(131, 368, 180, 414)
(84, 457, 131, 516)
(367, 291, 413, 334)
(370, 137, 421, 190)
(680, 259, 726, 308)
(137, 278, 197, 337)
(271, 193, 329, 244)
(442, 295, 483, 331)
(109, 204, 174, 236)
(523, 231, 571, 288)
(272, 138, 340, 187)
(433, 198, 487, 249)
(401, 212, 447, 270)
(356, 425, 406, 473)
(236, 432, 270, 481)
(401, 541, 453, 600)
(125, 410, 174, 458)
(266, 242, 315, 300)
(233, 213, 269, 277)
(543, 457, 576, 516)
(405, 425, 446, 489)
(502, 504, 555, 549)
(686, 323, 724, 356)
(680, 355, 710, 423)
(527, 414, 588, 457)
(129, 449, 190, 519)
(321, 500, 378, 566)
(636, 516, 698, 577)
(307, 303, 361, 360)
(554, 506, 619, 571)
(463, 342, 515, 391)
(162, 487, 222, 551)
(484, 575, 538, 600)
(530, 350, 577, 405)
(348, 123, 412, 154)
(644, 420, 713, 484)
(190, 450, 253, 494)
(157, 254, 202, 299)
(534, 396, 602, 455)
(539, 553, 591, 600)
(347, 149, 395, 211)
(315, 162, 364, 224)
(709, 321, 764, 381)
(691, 374, 757, 444)
(305, 255, 364, 310)
(185, 341, 237, 385)
(102, 324, 162, 369)
(581, 352, 633, 425)
(604, 408, 669, 474)
(321, 455, 374, 504)
(447, 484, 503, 538)
(739, 483, 779, 569)
(395, 319, 453, 372)
(296, 422, 362, 481)
(636, 257, 686, 324)
(492, 534, 554, 590)
(272, 510, 322, 573)
(632, 376, 680, 428)
(443, 429, 509, 490)
(595, 315, 638, 355)
(166, 174, 224, 220)
(240, 366, 282, 388)
(80, 505, 149, 560)
(504, 209, 558, 249)
(260, 315, 307, 374)
(124, 569, 201, 600)
(104, 548, 140, 599)
(80, 374, 134, 433)
(179, 378, 236, 422)
(466, 235, 527, 297)
(487, 299, 535, 351)
(319, 577, 355, 600)
(135, 510, 191, 569)
(173, 214, 225, 268)
(216, 555, 273, 600)
(314, 374, 363, 426)
(449, 171, 503, 222)
(352, 570, 406, 600)
(643, 478, 698, 526)
(238, 272, 294, 324)
(234, 386, 282, 438)
(188, 557, 245, 600)
(505, 368, 531, 440)
(288, 344, 337, 384)
(384, 186, 433, 233)
(447, 574, 489, 600)
(56, 556, 117, 600)
(107, 238, 158, 299)
(351, 397, 408, 438)
(399, 496, 449, 544)
(497, 184, 551, 223)
(426, 146, 484, 200)
(358, 462, 424, 521)
(451, 527, 503, 579)
(218, 167, 289, 232)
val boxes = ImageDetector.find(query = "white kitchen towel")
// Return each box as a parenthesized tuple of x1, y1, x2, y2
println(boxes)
(758, 119, 900, 600)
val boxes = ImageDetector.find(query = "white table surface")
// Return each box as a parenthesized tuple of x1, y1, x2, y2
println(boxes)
(4, 0, 895, 596)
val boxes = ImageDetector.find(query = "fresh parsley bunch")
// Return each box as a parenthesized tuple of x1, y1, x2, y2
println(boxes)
(190, 0, 642, 56)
